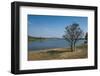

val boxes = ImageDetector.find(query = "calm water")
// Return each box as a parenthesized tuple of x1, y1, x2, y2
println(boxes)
(28, 39, 85, 51)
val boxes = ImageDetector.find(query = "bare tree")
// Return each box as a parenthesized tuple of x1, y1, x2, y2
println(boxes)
(63, 23, 83, 52)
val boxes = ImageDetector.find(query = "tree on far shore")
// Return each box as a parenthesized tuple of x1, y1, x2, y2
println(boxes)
(63, 23, 83, 52)
(84, 32, 88, 44)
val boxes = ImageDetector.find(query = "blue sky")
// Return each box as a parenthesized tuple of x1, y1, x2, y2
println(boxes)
(28, 15, 88, 38)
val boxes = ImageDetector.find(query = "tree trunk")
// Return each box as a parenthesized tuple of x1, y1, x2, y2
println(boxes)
(74, 42, 76, 51)
(73, 43, 74, 51)
(74, 43, 75, 51)
(71, 43, 73, 52)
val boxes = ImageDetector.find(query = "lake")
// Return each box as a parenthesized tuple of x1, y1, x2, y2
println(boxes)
(28, 39, 85, 51)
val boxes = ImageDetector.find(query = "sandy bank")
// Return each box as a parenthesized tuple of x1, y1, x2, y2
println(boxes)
(28, 46, 87, 61)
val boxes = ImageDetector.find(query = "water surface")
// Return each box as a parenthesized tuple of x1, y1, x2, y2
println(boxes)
(28, 39, 85, 51)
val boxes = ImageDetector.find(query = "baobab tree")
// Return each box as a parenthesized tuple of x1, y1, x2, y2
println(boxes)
(63, 23, 83, 52)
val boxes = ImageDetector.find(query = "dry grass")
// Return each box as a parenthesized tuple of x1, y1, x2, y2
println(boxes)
(28, 45, 88, 61)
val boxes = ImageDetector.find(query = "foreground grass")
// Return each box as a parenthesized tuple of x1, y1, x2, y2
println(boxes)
(28, 44, 88, 61)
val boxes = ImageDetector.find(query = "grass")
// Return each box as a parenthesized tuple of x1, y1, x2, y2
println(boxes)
(28, 44, 88, 61)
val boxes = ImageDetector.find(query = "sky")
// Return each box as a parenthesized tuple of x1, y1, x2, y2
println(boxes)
(28, 15, 88, 38)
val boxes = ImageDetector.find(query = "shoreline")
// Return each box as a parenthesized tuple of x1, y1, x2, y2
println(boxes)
(29, 47, 71, 53)
(28, 45, 88, 61)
